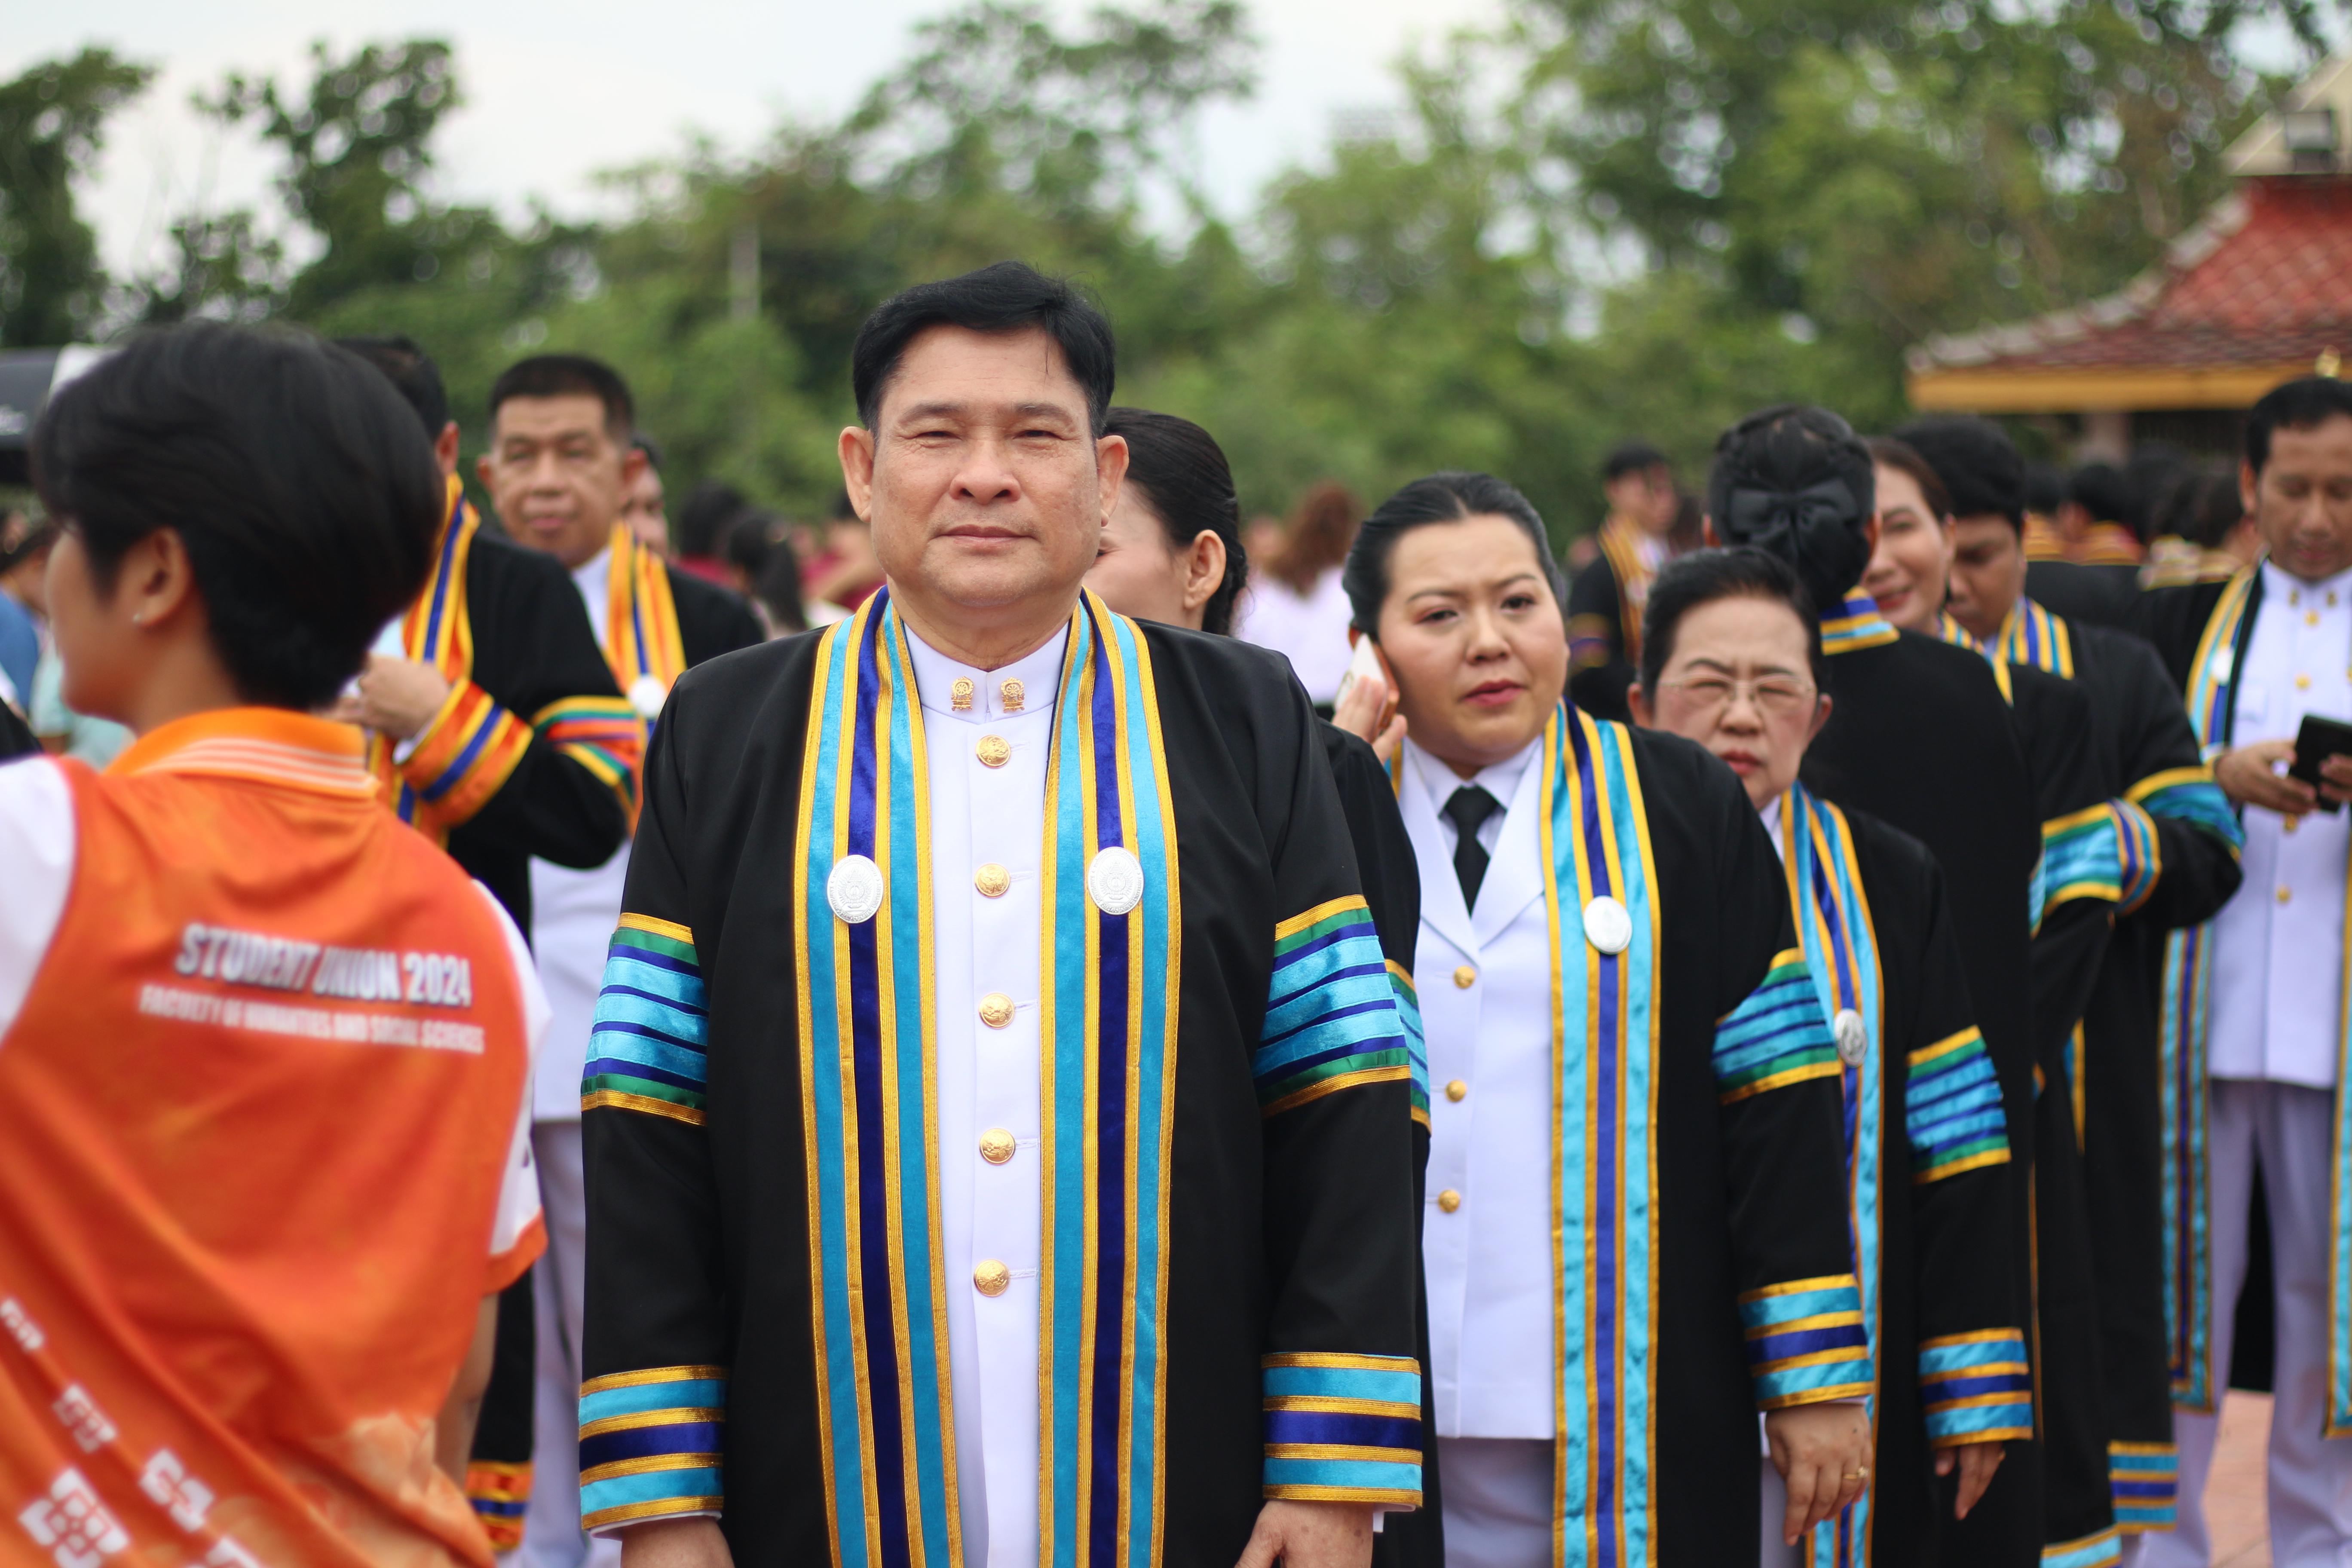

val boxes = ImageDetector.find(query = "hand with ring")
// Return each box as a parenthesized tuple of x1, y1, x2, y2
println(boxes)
(1764, 1402, 1873, 1545)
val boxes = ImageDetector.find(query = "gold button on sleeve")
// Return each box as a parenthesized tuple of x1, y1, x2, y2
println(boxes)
(1445, 1079, 1468, 1103)
(1436, 1189, 1462, 1214)
(973, 1260, 1011, 1297)
(974, 863, 1011, 897)
(2278, 886, 2294, 905)
(979, 1128, 1017, 1164)
(1453, 965, 1476, 989)
(2297, 674, 2313, 691)
(979, 992, 1015, 1027)
(977, 735, 1011, 768)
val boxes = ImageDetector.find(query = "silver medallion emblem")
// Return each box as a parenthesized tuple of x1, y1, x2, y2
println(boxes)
(1834, 1008, 1868, 1066)
(2208, 647, 2234, 684)
(627, 674, 668, 720)
(1086, 846, 1145, 916)
(827, 854, 885, 925)
(1581, 895, 1632, 956)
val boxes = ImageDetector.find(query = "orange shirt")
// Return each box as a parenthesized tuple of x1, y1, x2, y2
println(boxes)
(0, 709, 545, 1568)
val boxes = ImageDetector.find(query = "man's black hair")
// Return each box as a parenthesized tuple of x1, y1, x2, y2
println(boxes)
(1341, 470, 1566, 638)
(676, 479, 751, 559)
(1706, 404, 1875, 611)
(851, 261, 1117, 436)
(1604, 440, 1669, 482)
(335, 333, 450, 439)
(1102, 406, 1250, 636)
(32, 323, 442, 710)
(2067, 461, 2135, 530)
(488, 353, 635, 441)
(1890, 415, 2024, 531)
(2023, 461, 2066, 519)
(2247, 377, 2352, 475)
(1638, 545, 1825, 698)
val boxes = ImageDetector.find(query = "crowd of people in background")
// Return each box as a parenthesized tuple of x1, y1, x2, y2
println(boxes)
(3, 262, 2350, 1568)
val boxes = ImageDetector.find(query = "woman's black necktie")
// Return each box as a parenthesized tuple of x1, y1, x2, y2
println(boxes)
(1442, 785, 1503, 911)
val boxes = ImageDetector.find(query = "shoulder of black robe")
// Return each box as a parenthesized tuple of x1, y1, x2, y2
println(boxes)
(2070, 621, 2244, 932)
(441, 530, 634, 930)
(1565, 551, 1636, 723)
(667, 564, 769, 668)
(0, 699, 36, 761)
(2027, 560, 2136, 630)
(1317, 720, 1419, 976)
(1833, 802, 2021, 1564)
(2131, 578, 2238, 691)
(585, 618, 1421, 1564)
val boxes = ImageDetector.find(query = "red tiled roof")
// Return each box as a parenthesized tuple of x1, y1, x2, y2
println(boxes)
(1910, 177, 2352, 378)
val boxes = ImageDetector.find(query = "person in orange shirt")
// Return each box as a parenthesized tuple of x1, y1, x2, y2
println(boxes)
(0, 322, 547, 1568)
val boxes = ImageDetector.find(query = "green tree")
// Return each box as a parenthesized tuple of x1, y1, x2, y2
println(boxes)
(0, 49, 153, 346)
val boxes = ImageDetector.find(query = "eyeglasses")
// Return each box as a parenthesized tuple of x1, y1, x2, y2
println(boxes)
(1656, 674, 1818, 717)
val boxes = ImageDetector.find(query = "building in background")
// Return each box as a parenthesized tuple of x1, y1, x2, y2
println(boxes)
(1905, 56, 2351, 460)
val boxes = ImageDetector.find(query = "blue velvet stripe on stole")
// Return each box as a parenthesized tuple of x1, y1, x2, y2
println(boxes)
(1540, 704, 1662, 1568)
(1905, 1029, 2009, 1183)
(2159, 566, 2253, 1415)
(1259, 1353, 1424, 1503)
(1387, 963, 1430, 1128)
(1917, 1330, 2032, 1446)
(1781, 785, 1885, 1568)
(1038, 591, 1181, 1568)
(577, 1366, 727, 1532)
(1253, 900, 1409, 1115)
(793, 591, 961, 1568)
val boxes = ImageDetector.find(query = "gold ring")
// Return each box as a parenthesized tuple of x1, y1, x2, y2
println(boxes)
(1842, 1468, 1868, 1480)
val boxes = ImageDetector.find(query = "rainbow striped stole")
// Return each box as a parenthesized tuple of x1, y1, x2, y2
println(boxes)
(1536, 702, 1664, 1567)
(792, 588, 1182, 1568)
(1994, 600, 2073, 678)
(1821, 593, 1899, 656)
(1778, 785, 1887, 1568)
(1593, 515, 1659, 667)
(604, 522, 688, 707)
(370, 479, 482, 825)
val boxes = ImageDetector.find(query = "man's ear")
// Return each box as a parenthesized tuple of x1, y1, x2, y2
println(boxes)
(1095, 432, 1130, 521)
(1702, 515, 1719, 547)
(433, 421, 461, 480)
(619, 442, 649, 492)
(838, 426, 877, 521)
(2240, 459, 2260, 518)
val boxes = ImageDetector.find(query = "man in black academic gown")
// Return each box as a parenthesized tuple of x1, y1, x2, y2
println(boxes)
(1902, 416, 2247, 1553)
(1565, 440, 1679, 722)
(1711, 405, 2111, 1566)
(341, 335, 643, 1548)
(473, 353, 768, 1562)
(581, 264, 1423, 1568)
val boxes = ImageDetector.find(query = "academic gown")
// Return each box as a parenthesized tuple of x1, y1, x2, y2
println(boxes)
(1971, 601, 2246, 1537)
(1321, 722, 1445, 1568)
(1798, 596, 2048, 1565)
(2027, 560, 2136, 631)
(1934, 607, 2145, 1565)
(580, 591, 1425, 1565)
(671, 568, 769, 670)
(1409, 707, 1861, 1566)
(1773, 785, 2028, 1568)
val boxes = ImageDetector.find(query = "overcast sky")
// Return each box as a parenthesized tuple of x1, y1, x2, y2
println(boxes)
(9, 0, 1508, 279)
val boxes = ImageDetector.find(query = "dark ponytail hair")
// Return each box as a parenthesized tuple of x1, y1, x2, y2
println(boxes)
(1342, 471, 1567, 638)
(1101, 406, 1249, 636)
(1638, 547, 1825, 698)
(1706, 404, 1875, 613)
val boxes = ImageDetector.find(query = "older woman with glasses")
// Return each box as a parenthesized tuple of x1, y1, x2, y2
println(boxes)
(1632, 546, 2025, 1568)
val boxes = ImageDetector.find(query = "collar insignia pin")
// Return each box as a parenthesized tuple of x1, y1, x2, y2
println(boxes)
(1001, 678, 1025, 713)
(951, 677, 975, 712)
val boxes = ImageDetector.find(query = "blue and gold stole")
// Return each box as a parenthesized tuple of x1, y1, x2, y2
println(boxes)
(1777, 785, 1887, 1568)
(604, 521, 687, 705)
(793, 586, 1181, 1568)
(1821, 593, 1899, 656)
(1535, 701, 1666, 1567)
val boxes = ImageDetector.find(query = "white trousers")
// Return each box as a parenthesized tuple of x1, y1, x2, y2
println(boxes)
(2130, 1080, 2352, 1568)
(517, 1121, 621, 1568)
(1437, 1436, 1553, 1568)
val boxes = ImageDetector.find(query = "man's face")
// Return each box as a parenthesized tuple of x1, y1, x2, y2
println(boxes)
(1605, 466, 1675, 535)
(841, 325, 1125, 630)
(479, 393, 644, 570)
(2246, 414, 2352, 585)
(1944, 514, 2027, 642)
